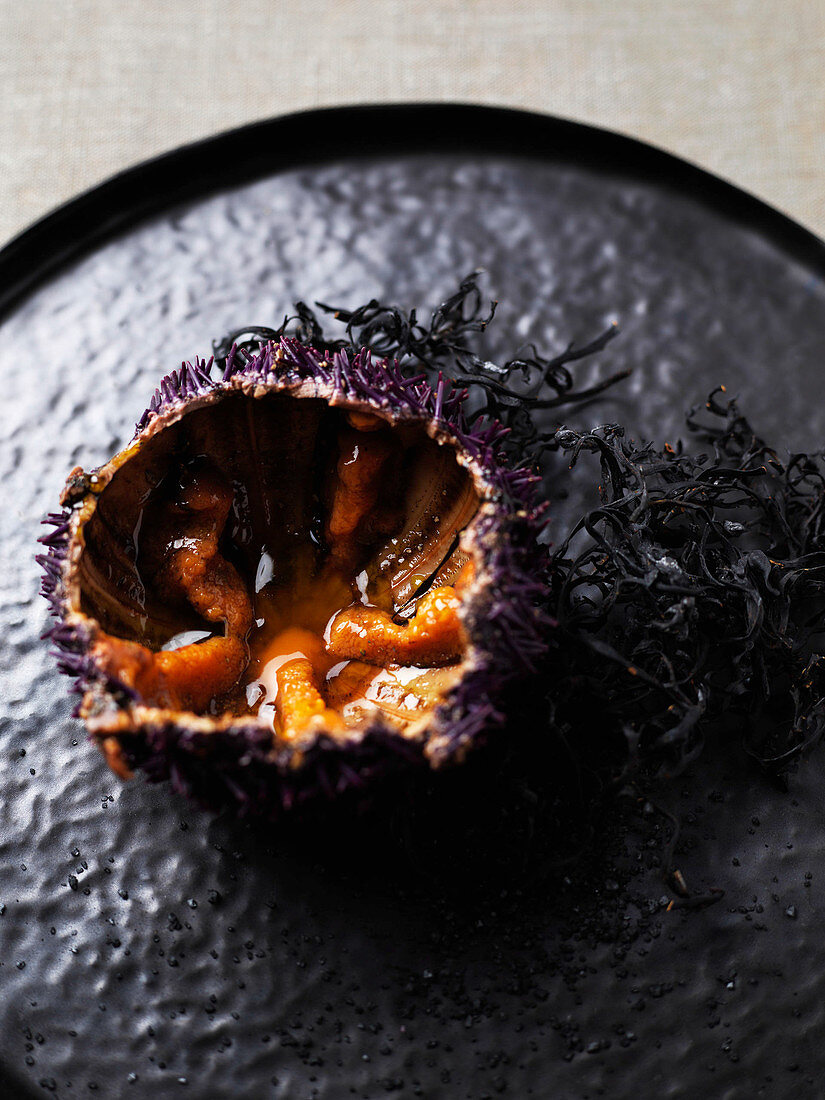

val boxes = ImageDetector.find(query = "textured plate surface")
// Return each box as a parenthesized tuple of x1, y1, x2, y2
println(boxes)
(1, 106, 825, 1099)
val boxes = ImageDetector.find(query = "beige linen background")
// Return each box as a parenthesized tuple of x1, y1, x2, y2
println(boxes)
(1, 0, 823, 246)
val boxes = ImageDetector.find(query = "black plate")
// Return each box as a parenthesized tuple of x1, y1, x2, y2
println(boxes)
(2, 104, 825, 1100)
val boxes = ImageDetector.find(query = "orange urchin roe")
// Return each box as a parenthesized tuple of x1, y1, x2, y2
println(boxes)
(94, 633, 250, 714)
(145, 470, 253, 637)
(272, 657, 343, 742)
(325, 585, 466, 667)
(93, 468, 252, 713)
(325, 419, 397, 573)
(246, 624, 339, 740)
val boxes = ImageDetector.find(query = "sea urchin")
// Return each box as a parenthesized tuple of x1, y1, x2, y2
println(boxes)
(40, 338, 549, 819)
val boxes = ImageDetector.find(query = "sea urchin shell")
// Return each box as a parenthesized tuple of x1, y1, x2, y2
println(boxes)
(40, 339, 549, 818)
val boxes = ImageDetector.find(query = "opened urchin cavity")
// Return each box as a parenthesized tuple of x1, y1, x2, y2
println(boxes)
(40, 340, 549, 818)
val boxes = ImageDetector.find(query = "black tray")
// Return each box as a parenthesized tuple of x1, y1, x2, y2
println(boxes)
(2, 104, 825, 1100)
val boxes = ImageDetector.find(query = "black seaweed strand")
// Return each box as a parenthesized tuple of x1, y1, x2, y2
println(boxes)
(212, 271, 627, 441)
(548, 393, 825, 779)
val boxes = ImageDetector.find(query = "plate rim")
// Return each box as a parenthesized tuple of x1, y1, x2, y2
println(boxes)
(0, 101, 823, 321)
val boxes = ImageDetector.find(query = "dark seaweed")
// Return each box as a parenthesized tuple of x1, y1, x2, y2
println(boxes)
(548, 396, 825, 780)
(215, 273, 825, 784)
(212, 269, 628, 452)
